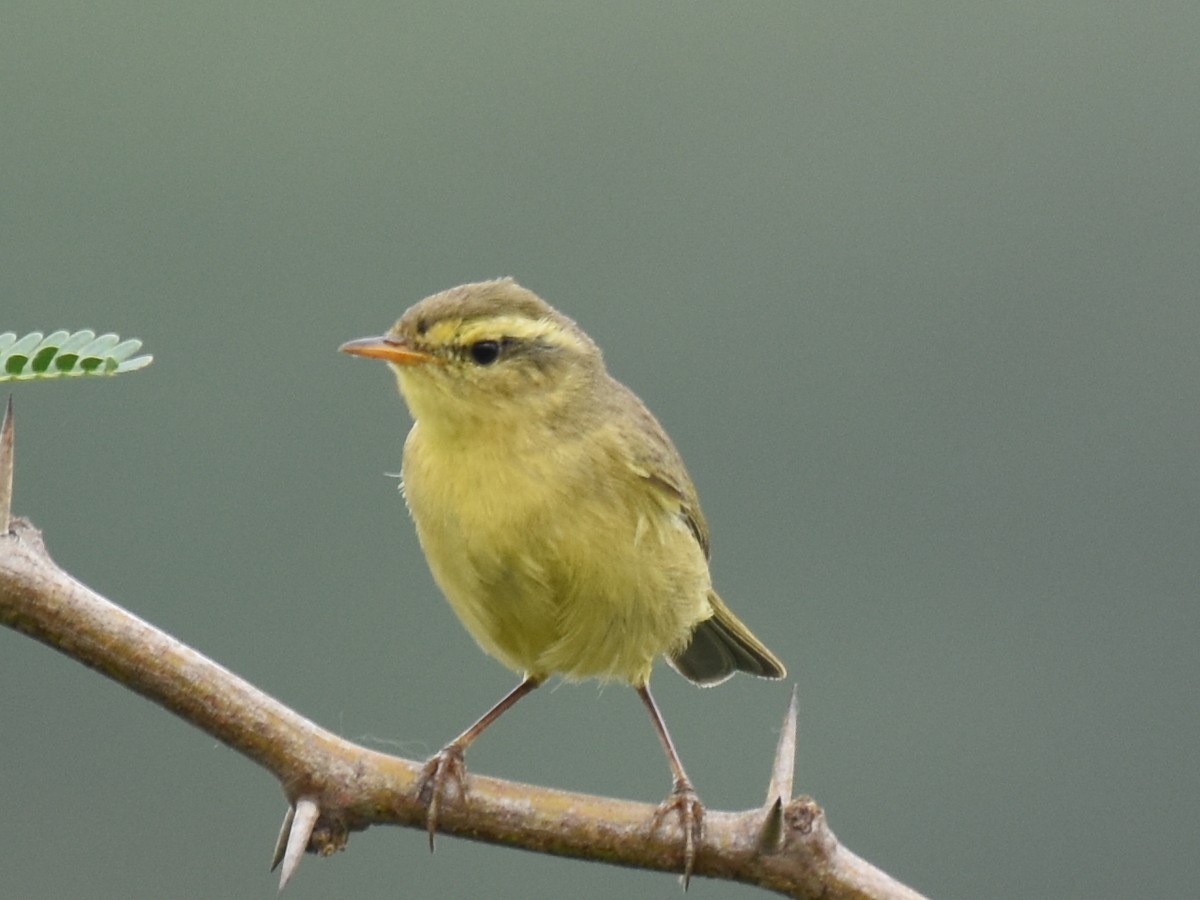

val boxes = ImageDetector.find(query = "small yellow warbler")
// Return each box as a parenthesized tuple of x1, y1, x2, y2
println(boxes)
(341, 279, 785, 877)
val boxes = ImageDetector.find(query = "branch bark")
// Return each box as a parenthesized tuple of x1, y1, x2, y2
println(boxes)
(0, 507, 925, 897)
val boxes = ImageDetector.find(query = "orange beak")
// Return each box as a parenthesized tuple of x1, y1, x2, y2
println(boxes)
(339, 335, 437, 366)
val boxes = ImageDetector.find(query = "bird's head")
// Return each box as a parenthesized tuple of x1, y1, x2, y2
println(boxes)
(340, 278, 604, 432)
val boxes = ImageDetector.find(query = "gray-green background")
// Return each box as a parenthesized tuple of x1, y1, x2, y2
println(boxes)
(3, 3, 1197, 898)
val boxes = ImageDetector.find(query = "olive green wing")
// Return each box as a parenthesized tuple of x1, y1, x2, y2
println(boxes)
(609, 379, 786, 685)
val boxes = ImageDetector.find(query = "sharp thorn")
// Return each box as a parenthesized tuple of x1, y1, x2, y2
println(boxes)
(682, 802, 697, 890)
(756, 796, 785, 854)
(277, 797, 319, 893)
(765, 684, 799, 807)
(1, 396, 13, 534)
(269, 806, 295, 872)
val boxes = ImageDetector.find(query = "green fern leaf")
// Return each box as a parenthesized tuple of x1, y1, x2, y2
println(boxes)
(0, 330, 153, 382)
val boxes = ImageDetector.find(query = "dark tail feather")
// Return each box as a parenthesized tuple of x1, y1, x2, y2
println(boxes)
(668, 591, 786, 686)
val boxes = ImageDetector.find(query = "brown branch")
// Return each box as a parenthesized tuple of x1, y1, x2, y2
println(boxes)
(0, 397, 13, 533)
(0, 418, 926, 897)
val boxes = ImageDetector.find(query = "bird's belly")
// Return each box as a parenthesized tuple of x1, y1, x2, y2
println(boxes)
(402, 432, 711, 684)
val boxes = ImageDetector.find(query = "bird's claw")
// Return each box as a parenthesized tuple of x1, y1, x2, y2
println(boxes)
(650, 780, 705, 888)
(417, 744, 468, 850)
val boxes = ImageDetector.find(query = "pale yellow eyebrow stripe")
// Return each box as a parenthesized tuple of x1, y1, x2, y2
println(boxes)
(427, 315, 589, 354)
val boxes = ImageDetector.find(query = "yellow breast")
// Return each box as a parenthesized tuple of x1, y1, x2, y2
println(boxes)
(400, 418, 712, 685)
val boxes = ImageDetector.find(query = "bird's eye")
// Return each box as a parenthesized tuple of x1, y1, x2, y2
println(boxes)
(468, 340, 501, 365)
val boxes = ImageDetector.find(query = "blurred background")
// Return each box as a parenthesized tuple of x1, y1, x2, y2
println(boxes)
(3, 3, 1198, 898)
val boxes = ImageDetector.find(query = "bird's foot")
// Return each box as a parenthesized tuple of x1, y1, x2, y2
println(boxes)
(650, 779, 705, 888)
(417, 744, 468, 851)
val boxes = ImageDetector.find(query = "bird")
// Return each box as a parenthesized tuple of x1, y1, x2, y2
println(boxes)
(340, 278, 785, 880)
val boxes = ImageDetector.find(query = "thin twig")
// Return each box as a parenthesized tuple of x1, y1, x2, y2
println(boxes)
(0, 397, 12, 533)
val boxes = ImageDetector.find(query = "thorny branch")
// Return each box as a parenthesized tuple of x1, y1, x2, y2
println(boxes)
(0, 402, 925, 898)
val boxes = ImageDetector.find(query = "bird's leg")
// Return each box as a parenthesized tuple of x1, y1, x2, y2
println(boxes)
(637, 683, 704, 887)
(419, 674, 542, 849)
